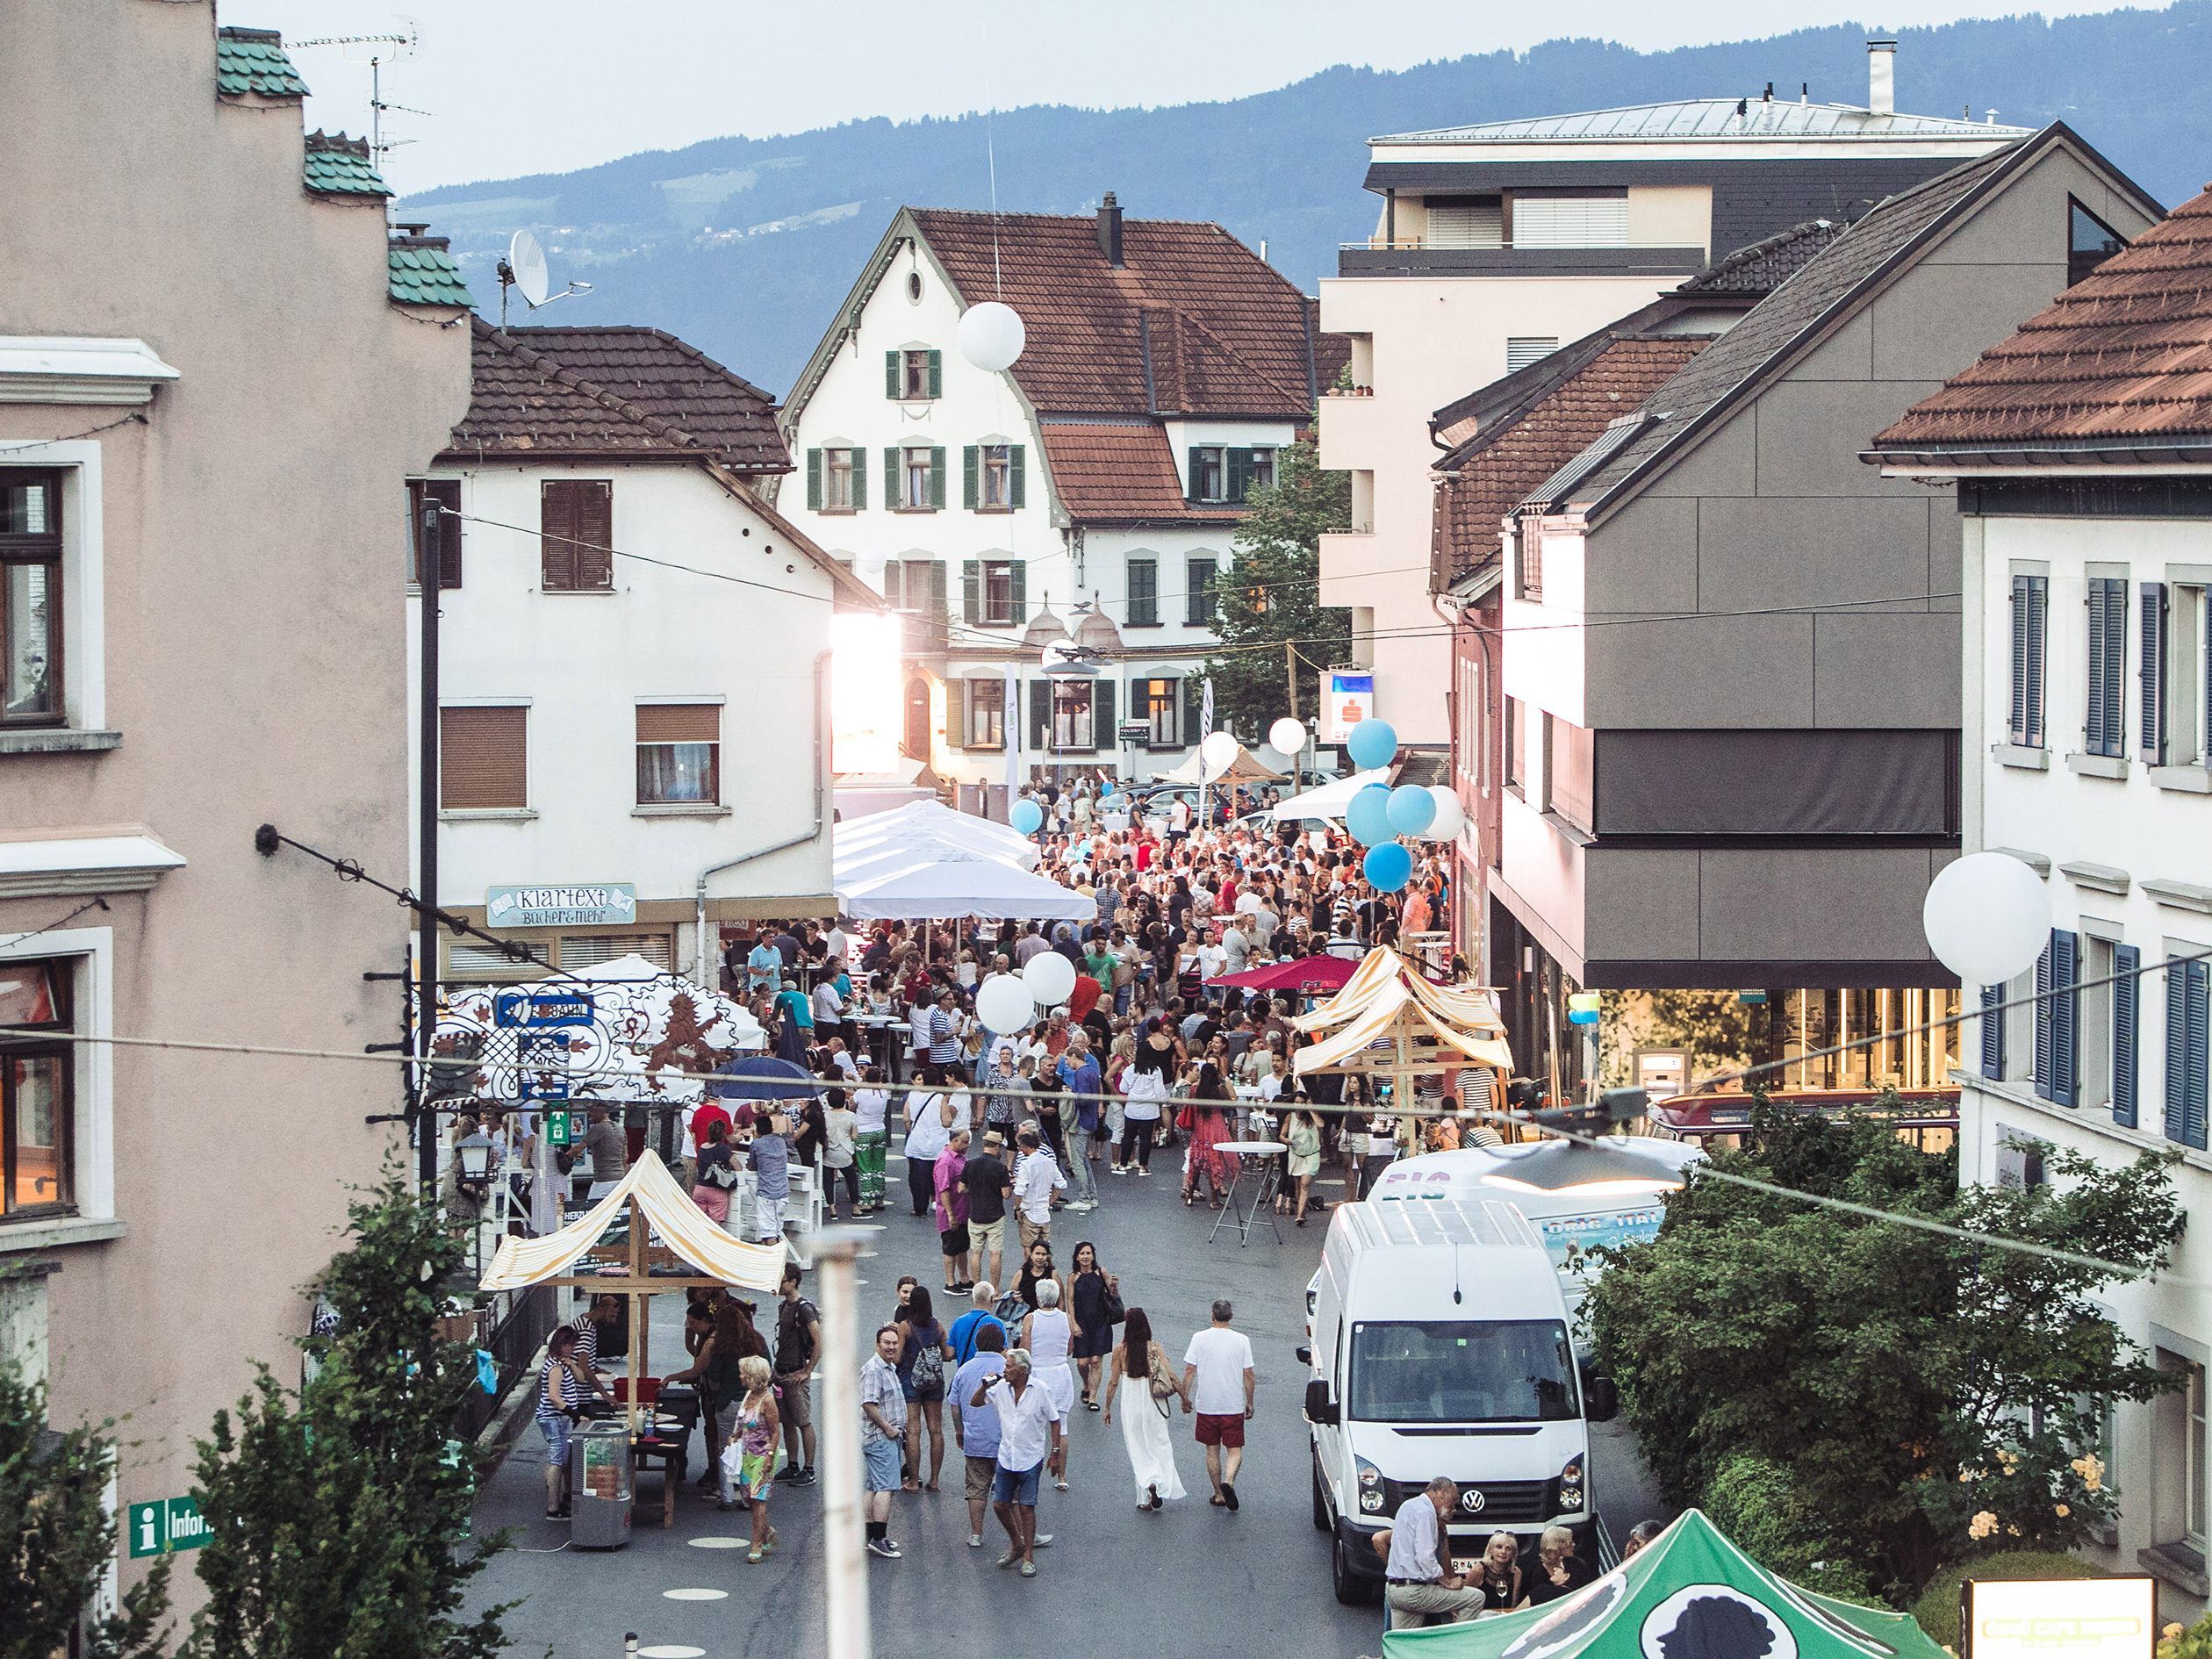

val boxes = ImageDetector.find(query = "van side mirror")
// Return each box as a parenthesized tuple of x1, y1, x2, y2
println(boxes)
(1304, 1376, 1339, 1426)
(1585, 1375, 1620, 1423)
(1295, 1345, 1312, 1367)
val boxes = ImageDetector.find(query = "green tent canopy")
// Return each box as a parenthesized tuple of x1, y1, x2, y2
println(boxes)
(1383, 1511, 1944, 1659)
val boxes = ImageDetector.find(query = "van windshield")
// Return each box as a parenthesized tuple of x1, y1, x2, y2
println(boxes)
(1348, 1320, 1580, 1423)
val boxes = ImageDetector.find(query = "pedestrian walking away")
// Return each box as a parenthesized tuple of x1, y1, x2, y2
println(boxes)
(1102, 1306, 1189, 1511)
(1020, 1280, 1078, 1491)
(1181, 1297, 1256, 1512)
(951, 1320, 1007, 1548)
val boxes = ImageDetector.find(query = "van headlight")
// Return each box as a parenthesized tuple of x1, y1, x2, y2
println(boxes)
(1356, 1454, 1385, 1512)
(1557, 1454, 1586, 1513)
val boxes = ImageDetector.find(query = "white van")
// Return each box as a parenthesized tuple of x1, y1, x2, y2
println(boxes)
(1299, 1198, 1616, 1605)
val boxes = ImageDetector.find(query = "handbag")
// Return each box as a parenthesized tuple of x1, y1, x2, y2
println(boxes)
(1145, 1342, 1178, 1404)
(1100, 1284, 1126, 1326)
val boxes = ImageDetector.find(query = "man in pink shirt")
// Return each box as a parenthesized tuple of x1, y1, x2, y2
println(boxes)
(935, 1127, 973, 1292)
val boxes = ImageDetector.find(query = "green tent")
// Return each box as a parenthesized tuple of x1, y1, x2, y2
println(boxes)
(1384, 1511, 1944, 1659)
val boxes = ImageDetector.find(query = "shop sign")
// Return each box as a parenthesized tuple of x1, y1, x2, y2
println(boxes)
(127, 1495, 209, 1557)
(1961, 1576, 2156, 1659)
(485, 883, 636, 929)
(1321, 671, 1375, 743)
(492, 989, 595, 1028)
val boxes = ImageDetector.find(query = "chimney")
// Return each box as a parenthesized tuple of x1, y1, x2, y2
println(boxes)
(1866, 39, 1896, 116)
(1097, 190, 1124, 267)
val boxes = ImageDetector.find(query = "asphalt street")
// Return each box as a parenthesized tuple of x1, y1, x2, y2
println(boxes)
(468, 1155, 1667, 1659)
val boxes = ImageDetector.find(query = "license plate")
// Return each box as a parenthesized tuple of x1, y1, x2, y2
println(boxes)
(1451, 1557, 1480, 1576)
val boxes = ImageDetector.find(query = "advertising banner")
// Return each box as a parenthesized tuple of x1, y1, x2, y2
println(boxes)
(1322, 670, 1375, 743)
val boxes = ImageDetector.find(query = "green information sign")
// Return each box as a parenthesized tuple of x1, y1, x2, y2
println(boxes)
(127, 1495, 209, 1558)
(546, 1110, 574, 1146)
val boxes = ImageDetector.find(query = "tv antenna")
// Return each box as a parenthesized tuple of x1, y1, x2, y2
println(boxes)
(288, 27, 421, 169)
(497, 230, 592, 330)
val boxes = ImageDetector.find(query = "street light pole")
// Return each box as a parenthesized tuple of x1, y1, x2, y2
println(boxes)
(813, 1228, 874, 1659)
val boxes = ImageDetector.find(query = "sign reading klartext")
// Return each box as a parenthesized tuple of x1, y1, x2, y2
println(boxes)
(485, 883, 636, 929)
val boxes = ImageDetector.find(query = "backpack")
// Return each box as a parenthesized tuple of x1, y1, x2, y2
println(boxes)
(777, 1297, 818, 1374)
(908, 1332, 945, 1395)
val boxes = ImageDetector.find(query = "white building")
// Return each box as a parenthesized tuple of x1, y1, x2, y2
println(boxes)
(412, 321, 879, 986)
(1320, 45, 2029, 743)
(1873, 186, 2212, 1618)
(778, 195, 1338, 785)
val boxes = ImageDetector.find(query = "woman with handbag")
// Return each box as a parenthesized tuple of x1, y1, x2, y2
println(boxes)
(723, 1355, 781, 1563)
(690, 1119, 739, 1224)
(1066, 1241, 1120, 1410)
(1101, 1306, 1188, 1511)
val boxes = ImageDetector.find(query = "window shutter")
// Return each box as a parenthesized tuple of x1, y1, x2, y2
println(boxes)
(2033, 938, 2055, 1101)
(2114, 944, 2139, 1128)
(929, 559, 948, 615)
(2025, 576, 2048, 747)
(927, 350, 942, 398)
(1009, 560, 1027, 626)
(1979, 983, 2005, 1081)
(540, 480, 577, 590)
(807, 449, 822, 511)
(851, 448, 866, 510)
(886, 350, 901, 399)
(1030, 680, 1052, 751)
(1186, 447, 1203, 501)
(575, 479, 613, 589)
(440, 706, 528, 810)
(2050, 930, 2079, 1109)
(1187, 557, 1217, 627)
(636, 703, 720, 743)
(1227, 448, 1252, 505)
(961, 559, 981, 624)
(2141, 582, 2167, 764)
(1009, 444, 1026, 509)
(882, 561, 905, 612)
(2168, 959, 2209, 1149)
(951, 679, 970, 749)
(408, 479, 463, 589)
(1182, 678, 1203, 744)
(884, 448, 900, 507)
(930, 446, 946, 509)
(2008, 576, 2030, 745)
(1091, 680, 1114, 752)
(2086, 578, 2125, 757)
(963, 446, 979, 510)
(2085, 582, 2109, 755)
(1128, 557, 1157, 626)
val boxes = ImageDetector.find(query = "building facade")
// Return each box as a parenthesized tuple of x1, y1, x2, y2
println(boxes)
(779, 197, 1337, 785)
(1320, 47, 2029, 746)
(415, 323, 877, 988)
(0, 2, 470, 1601)
(1872, 185, 2212, 1618)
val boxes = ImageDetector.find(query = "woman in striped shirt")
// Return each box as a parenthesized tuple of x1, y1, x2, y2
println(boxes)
(535, 1325, 587, 1518)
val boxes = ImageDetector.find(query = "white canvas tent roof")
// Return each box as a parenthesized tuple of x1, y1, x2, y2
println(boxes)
(478, 1148, 786, 1293)
(835, 801, 1040, 870)
(836, 853, 1097, 922)
(1154, 743, 1287, 786)
(1267, 768, 1391, 821)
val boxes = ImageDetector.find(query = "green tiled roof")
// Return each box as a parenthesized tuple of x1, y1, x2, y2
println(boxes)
(215, 26, 307, 98)
(304, 133, 389, 198)
(389, 238, 475, 308)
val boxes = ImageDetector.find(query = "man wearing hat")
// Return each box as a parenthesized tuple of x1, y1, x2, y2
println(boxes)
(962, 1127, 1014, 1290)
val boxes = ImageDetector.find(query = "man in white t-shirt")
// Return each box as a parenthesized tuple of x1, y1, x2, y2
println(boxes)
(1181, 1298, 1257, 1512)
(1011, 1125, 1066, 1253)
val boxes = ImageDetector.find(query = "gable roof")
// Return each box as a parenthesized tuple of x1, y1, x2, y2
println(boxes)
(1377, 99, 2029, 146)
(445, 323, 787, 473)
(1038, 422, 1246, 527)
(1871, 185, 2212, 462)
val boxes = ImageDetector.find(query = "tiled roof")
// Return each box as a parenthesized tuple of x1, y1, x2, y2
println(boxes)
(908, 207, 1327, 418)
(215, 26, 306, 98)
(1872, 186, 2212, 456)
(305, 132, 388, 198)
(445, 321, 788, 473)
(387, 233, 475, 309)
(1377, 99, 2028, 145)
(1677, 219, 1848, 292)
(1037, 422, 1245, 526)
(1432, 336, 1710, 586)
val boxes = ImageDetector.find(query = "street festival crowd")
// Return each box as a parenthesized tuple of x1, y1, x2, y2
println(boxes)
(528, 773, 1636, 1624)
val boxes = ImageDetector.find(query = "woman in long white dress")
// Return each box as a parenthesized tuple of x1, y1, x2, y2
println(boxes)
(1023, 1280, 1080, 1492)
(1102, 1305, 1189, 1510)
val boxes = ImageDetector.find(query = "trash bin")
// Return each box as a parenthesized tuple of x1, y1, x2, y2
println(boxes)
(569, 1419, 633, 1550)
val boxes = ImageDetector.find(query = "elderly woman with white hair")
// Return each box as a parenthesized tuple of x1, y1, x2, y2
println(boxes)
(1021, 1278, 1079, 1492)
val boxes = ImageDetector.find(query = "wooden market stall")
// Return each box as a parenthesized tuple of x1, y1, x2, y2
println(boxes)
(1291, 945, 1516, 1119)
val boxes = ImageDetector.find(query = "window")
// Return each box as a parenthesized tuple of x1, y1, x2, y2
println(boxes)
(1, 958, 73, 1220)
(1545, 715, 1595, 833)
(806, 447, 865, 512)
(1186, 448, 1273, 505)
(1127, 557, 1160, 627)
(636, 704, 721, 806)
(440, 706, 528, 810)
(1188, 446, 1226, 503)
(962, 557, 1024, 628)
(1185, 557, 1217, 627)
(405, 478, 462, 589)
(1506, 337, 1559, 374)
(2069, 199, 2128, 287)
(1246, 448, 1277, 493)
(540, 478, 614, 592)
(2009, 573, 2048, 747)
(964, 443, 1024, 511)
(1140, 677, 1181, 747)
(886, 348, 940, 400)
(961, 679, 1006, 750)
(558, 932, 676, 972)
(1518, 522, 1544, 603)
(2084, 575, 2126, 758)
(2167, 584, 2208, 767)
(2151, 1349, 2208, 1552)
(1347, 1319, 1579, 1424)
(2163, 954, 2209, 1151)
(1, 471, 61, 724)
(881, 558, 940, 613)
(1508, 192, 1629, 248)
(1505, 697, 1526, 792)
(887, 444, 944, 511)
(2080, 935, 2115, 1114)
(1051, 681, 1095, 752)
(2033, 930, 2079, 1108)
(2143, 582, 2169, 765)
(1423, 197, 1504, 249)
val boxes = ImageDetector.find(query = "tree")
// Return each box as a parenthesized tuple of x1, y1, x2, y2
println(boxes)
(186, 1170, 514, 1659)
(1202, 416, 1353, 737)
(1, 1361, 171, 1659)
(1583, 1101, 2181, 1602)
(1598, 990, 1765, 1087)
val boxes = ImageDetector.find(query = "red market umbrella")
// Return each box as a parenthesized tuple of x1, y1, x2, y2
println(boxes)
(1205, 955, 1361, 994)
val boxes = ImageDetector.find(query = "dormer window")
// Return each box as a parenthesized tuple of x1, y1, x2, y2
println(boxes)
(887, 348, 940, 401)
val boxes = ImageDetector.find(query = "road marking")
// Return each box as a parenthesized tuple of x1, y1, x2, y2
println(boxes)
(638, 1647, 706, 1657)
(686, 1536, 746, 1549)
(662, 1588, 728, 1601)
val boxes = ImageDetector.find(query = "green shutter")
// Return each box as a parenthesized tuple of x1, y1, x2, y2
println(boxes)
(1009, 445, 1026, 509)
(963, 445, 980, 510)
(930, 446, 946, 509)
(1187, 447, 1203, 502)
(1091, 680, 1115, 753)
(927, 349, 943, 398)
(1031, 680, 1052, 751)
(886, 350, 900, 399)
(1227, 448, 1252, 505)
(884, 447, 900, 507)
(1009, 560, 1028, 625)
(929, 559, 948, 612)
(806, 449, 822, 510)
(1188, 557, 1217, 626)
(850, 447, 866, 510)
(882, 560, 904, 612)
(961, 559, 981, 624)
(1182, 677, 1203, 743)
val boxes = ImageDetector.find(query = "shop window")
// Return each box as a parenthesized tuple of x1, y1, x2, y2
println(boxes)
(636, 703, 721, 805)
(1, 959, 74, 1220)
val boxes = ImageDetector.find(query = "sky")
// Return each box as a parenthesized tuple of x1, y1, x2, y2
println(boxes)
(236, 0, 2156, 196)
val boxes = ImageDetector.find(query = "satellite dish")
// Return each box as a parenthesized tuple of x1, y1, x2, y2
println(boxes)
(508, 230, 551, 307)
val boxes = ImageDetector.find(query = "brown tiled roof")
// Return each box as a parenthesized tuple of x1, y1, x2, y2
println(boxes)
(909, 207, 1324, 417)
(444, 321, 788, 472)
(1432, 336, 1710, 587)
(1872, 186, 2212, 456)
(1038, 422, 1245, 526)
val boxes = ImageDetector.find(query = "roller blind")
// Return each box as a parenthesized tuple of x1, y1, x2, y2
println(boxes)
(441, 706, 528, 810)
(1425, 201, 1504, 248)
(558, 932, 675, 971)
(636, 703, 720, 744)
(1510, 195, 1629, 248)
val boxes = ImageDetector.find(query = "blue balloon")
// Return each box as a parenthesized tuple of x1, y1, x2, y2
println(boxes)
(1099, 779, 1115, 797)
(1345, 784, 1395, 847)
(1346, 719, 1398, 772)
(1385, 784, 1436, 837)
(1363, 842, 1413, 893)
(1009, 798, 1044, 836)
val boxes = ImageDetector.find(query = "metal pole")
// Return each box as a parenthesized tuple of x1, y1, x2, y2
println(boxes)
(814, 1228, 873, 1659)
(417, 496, 443, 1196)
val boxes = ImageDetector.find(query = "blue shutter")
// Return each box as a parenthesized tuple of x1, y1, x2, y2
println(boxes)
(2050, 930, 2079, 1108)
(2085, 582, 2110, 756)
(2188, 961, 2210, 1150)
(1979, 983, 2005, 1080)
(2165, 957, 2192, 1144)
(2086, 578, 2126, 758)
(2141, 583, 2167, 764)
(2113, 944, 2139, 1128)
(2008, 577, 2031, 745)
(2033, 938, 2056, 1101)
(2026, 576, 2048, 748)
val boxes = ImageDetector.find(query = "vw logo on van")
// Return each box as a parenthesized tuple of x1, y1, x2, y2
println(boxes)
(1461, 1488, 1487, 1514)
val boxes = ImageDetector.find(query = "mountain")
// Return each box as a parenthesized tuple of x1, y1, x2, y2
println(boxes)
(404, 3, 2212, 398)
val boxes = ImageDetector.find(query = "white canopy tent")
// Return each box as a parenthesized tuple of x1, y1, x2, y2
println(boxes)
(1153, 743, 1286, 786)
(835, 852, 1097, 922)
(834, 801, 1040, 870)
(1266, 767, 1391, 822)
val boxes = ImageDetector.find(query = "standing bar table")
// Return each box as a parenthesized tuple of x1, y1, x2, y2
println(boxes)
(1208, 1140, 1287, 1247)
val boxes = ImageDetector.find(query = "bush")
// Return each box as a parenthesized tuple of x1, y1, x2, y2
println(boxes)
(1704, 1453, 1878, 1600)
(2159, 1612, 2212, 1659)
(1912, 1552, 2109, 1649)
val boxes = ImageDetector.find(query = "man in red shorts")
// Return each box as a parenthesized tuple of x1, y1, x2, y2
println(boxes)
(1181, 1298, 1256, 1511)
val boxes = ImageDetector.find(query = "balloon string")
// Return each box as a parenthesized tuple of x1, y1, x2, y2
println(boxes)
(983, 16, 1002, 297)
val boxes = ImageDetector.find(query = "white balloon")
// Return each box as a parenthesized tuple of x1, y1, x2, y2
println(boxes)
(956, 300, 1026, 372)
(1200, 730, 1240, 777)
(976, 974, 1033, 1035)
(1922, 851, 2051, 985)
(1268, 716, 1308, 758)
(1423, 785, 1465, 842)
(1023, 952, 1079, 1007)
